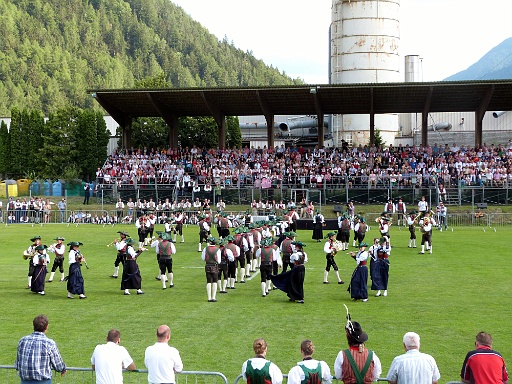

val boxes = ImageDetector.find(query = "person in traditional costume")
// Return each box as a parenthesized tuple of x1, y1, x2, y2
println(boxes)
(47, 237, 66, 282)
(217, 237, 234, 294)
(348, 242, 369, 302)
(337, 213, 351, 251)
(225, 235, 240, 289)
(280, 231, 296, 273)
(31, 245, 49, 295)
(242, 338, 283, 384)
(370, 238, 390, 297)
(24, 236, 42, 289)
(151, 232, 176, 289)
(121, 238, 145, 295)
(271, 241, 307, 303)
(334, 308, 382, 383)
(255, 238, 280, 297)
(323, 231, 344, 285)
(407, 210, 418, 248)
(111, 231, 129, 278)
(201, 236, 220, 302)
(312, 210, 325, 242)
(67, 241, 87, 299)
(287, 339, 332, 384)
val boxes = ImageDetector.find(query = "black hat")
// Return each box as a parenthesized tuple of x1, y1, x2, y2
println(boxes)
(346, 321, 369, 344)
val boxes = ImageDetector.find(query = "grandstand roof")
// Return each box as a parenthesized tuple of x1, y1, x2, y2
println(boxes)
(90, 80, 512, 118)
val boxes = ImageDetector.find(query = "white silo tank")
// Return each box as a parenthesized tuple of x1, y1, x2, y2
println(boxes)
(330, 0, 400, 147)
(401, 55, 420, 136)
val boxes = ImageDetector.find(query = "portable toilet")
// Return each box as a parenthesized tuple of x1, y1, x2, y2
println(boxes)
(43, 180, 51, 196)
(0, 181, 5, 198)
(52, 180, 62, 197)
(30, 180, 40, 195)
(5, 180, 18, 198)
(17, 179, 31, 196)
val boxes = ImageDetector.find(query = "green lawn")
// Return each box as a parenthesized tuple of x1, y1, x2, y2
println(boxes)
(0, 222, 510, 384)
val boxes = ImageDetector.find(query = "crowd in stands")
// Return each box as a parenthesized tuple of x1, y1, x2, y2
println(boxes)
(96, 141, 512, 191)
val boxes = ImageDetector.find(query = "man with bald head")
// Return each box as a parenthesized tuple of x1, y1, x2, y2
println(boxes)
(144, 325, 183, 384)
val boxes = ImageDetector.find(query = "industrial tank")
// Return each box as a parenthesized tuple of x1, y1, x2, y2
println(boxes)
(330, 0, 401, 146)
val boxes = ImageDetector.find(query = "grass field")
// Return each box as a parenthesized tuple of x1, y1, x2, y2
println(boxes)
(0, 221, 510, 383)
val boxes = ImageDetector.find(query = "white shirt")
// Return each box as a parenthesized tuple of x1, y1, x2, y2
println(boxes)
(386, 349, 440, 384)
(144, 342, 183, 384)
(91, 341, 134, 384)
(242, 357, 283, 384)
(287, 359, 331, 384)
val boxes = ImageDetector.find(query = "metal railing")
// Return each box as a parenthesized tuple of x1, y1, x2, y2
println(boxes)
(0, 366, 228, 384)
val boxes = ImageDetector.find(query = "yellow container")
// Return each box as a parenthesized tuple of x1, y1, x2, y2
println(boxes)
(17, 179, 31, 195)
(0, 180, 18, 198)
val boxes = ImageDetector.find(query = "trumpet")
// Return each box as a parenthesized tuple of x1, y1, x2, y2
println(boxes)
(107, 239, 120, 247)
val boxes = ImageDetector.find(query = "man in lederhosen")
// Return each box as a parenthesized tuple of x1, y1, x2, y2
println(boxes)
(153, 232, 176, 290)
(279, 231, 296, 273)
(323, 231, 344, 285)
(217, 237, 234, 294)
(111, 231, 129, 278)
(47, 236, 66, 282)
(201, 237, 220, 302)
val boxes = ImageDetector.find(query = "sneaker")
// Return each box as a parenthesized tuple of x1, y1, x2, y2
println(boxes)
(79, 294, 87, 299)
(383, 290, 388, 297)
(38, 291, 45, 295)
(362, 298, 368, 302)
(376, 291, 381, 297)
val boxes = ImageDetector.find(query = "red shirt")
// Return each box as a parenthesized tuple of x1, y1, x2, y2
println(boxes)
(461, 345, 509, 383)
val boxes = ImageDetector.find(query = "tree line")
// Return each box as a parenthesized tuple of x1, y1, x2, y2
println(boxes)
(0, 0, 303, 117)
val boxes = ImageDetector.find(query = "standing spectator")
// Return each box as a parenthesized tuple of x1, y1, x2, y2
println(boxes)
(84, 182, 91, 205)
(418, 196, 428, 218)
(334, 315, 381, 383)
(15, 314, 67, 382)
(242, 338, 283, 384)
(115, 198, 124, 222)
(57, 199, 66, 223)
(145, 325, 183, 384)
(91, 329, 136, 384)
(460, 331, 508, 384)
(436, 202, 447, 231)
(287, 339, 332, 384)
(387, 332, 440, 384)
(0, 199, 3, 223)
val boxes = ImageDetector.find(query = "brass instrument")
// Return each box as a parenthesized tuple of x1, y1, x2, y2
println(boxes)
(330, 240, 344, 256)
(77, 252, 89, 269)
(107, 238, 120, 247)
(143, 236, 156, 246)
(23, 249, 36, 260)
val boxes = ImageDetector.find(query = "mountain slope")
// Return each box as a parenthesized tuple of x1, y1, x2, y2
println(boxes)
(444, 37, 512, 81)
(0, 0, 302, 116)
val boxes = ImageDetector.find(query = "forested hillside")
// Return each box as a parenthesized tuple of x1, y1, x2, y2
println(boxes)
(0, 0, 302, 116)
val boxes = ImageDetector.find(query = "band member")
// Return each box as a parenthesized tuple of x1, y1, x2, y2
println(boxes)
(111, 231, 129, 279)
(217, 237, 235, 293)
(250, 224, 262, 272)
(288, 207, 299, 233)
(419, 216, 436, 254)
(384, 198, 395, 220)
(164, 216, 175, 239)
(67, 241, 86, 299)
(418, 196, 429, 218)
(31, 245, 49, 295)
(348, 242, 369, 302)
(198, 214, 211, 252)
(354, 217, 368, 246)
(234, 227, 249, 283)
(135, 214, 150, 249)
(24, 236, 42, 289)
(226, 235, 240, 289)
(242, 227, 255, 278)
(311, 210, 325, 242)
(272, 241, 307, 303)
(407, 211, 418, 248)
(323, 231, 344, 285)
(47, 237, 66, 282)
(152, 232, 176, 289)
(395, 197, 407, 226)
(367, 238, 380, 281)
(280, 231, 296, 273)
(337, 213, 351, 251)
(436, 201, 448, 231)
(147, 213, 156, 241)
(174, 209, 185, 243)
(371, 238, 390, 297)
(201, 237, 220, 302)
(121, 238, 145, 295)
(256, 238, 278, 297)
(378, 217, 391, 247)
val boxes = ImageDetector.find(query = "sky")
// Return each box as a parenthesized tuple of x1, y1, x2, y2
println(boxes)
(171, 0, 512, 84)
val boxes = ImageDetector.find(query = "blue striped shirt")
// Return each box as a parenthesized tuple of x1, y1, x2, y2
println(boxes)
(15, 332, 66, 381)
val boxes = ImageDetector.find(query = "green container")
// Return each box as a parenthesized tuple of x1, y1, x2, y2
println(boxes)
(65, 181, 82, 196)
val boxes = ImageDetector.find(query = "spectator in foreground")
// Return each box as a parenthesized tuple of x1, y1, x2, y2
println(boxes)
(460, 331, 508, 384)
(91, 329, 136, 384)
(287, 339, 331, 384)
(387, 331, 440, 384)
(15, 314, 67, 383)
(242, 338, 283, 384)
(145, 325, 183, 384)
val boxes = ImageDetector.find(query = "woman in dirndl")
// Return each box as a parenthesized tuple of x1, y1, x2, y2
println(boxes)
(347, 242, 369, 302)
